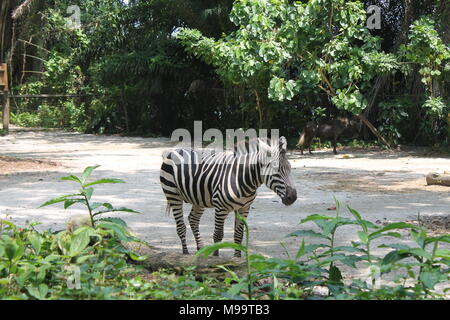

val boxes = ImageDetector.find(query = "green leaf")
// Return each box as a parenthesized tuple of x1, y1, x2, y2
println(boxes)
(13, 238, 25, 261)
(218, 265, 240, 283)
(93, 207, 141, 216)
(319, 254, 361, 268)
(195, 242, 247, 258)
(96, 221, 136, 242)
(322, 218, 357, 235)
(357, 231, 369, 244)
(425, 234, 450, 245)
(295, 239, 305, 259)
(287, 230, 329, 239)
(0, 220, 16, 230)
(370, 231, 402, 241)
(64, 199, 85, 209)
(61, 175, 83, 184)
(27, 284, 48, 300)
(91, 202, 114, 210)
(303, 244, 330, 255)
(128, 252, 147, 262)
(378, 243, 411, 250)
(5, 242, 18, 261)
(227, 280, 247, 297)
(76, 255, 96, 264)
(420, 270, 441, 289)
(411, 229, 426, 247)
(331, 246, 366, 253)
(69, 228, 91, 257)
(382, 250, 411, 265)
(300, 214, 333, 224)
(83, 178, 125, 188)
(97, 217, 128, 227)
(398, 248, 432, 261)
(433, 249, 450, 260)
(333, 196, 341, 215)
(28, 234, 42, 255)
(83, 187, 94, 201)
(369, 222, 414, 239)
(39, 193, 83, 208)
(81, 165, 101, 183)
(348, 207, 368, 233)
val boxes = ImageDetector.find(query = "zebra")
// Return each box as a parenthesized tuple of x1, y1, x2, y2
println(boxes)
(159, 136, 297, 257)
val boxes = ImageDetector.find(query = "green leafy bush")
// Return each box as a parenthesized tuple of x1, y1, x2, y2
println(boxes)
(198, 199, 449, 300)
(0, 166, 145, 299)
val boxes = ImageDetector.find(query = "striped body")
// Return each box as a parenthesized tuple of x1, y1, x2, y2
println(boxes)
(160, 137, 297, 257)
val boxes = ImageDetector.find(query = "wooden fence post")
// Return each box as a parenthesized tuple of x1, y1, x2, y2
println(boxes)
(2, 92, 10, 134)
(1, 63, 9, 134)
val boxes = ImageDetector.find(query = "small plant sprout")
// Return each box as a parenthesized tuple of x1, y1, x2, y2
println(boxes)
(39, 165, 141, 227)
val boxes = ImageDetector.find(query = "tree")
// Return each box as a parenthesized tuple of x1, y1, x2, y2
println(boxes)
(178, 0, 399, 143)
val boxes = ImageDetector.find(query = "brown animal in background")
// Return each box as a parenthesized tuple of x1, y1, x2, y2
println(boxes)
(297, 117, 359, 155)
(297, 121, 318, 155)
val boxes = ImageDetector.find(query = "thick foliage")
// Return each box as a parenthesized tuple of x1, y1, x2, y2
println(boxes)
(5, 0, 450, 145)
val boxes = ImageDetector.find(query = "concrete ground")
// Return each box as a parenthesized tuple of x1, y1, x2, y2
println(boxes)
(1, 128, 449, 283)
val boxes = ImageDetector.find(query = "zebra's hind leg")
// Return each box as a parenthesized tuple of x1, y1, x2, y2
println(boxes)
(233, 207, 250, 258)
(213, 209, 230, 256)
(188, 206, 205, 251)
(171, 201, 189, 254)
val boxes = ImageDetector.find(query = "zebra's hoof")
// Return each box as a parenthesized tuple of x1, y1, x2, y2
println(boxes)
(213, 250, 219, 257)
(183, 250, 190, 255)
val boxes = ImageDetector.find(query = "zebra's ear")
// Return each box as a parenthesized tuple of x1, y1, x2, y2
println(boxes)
(279, 136, 287, 153)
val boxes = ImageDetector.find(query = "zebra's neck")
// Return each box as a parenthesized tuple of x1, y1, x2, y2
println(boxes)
(231, 138, 274, 188)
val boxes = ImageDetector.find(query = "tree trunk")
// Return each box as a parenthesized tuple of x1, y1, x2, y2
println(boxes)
(0, 0, 14, 63)
(357, 113, 391, 148)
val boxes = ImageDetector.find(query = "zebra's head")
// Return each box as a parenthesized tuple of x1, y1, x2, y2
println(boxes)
(262, 137, 297, 206)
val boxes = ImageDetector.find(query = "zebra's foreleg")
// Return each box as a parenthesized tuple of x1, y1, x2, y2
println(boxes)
(233, 207, 250, 258)
(171, 202, 189, 254)
(188, 206, 205, 251)
(213, 209, 230, 256)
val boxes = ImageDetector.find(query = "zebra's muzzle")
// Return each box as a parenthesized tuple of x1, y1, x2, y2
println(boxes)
(282, 186, 297, 206)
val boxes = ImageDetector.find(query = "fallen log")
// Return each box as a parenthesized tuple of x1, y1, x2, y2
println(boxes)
(124, 241, 247, 279)
(426, 172, 450, 186)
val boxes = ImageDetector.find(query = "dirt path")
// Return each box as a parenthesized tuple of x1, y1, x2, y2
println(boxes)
(1, 129, 449, 270)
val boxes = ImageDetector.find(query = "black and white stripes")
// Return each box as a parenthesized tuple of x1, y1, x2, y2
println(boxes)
(160, 137, 297, 257)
